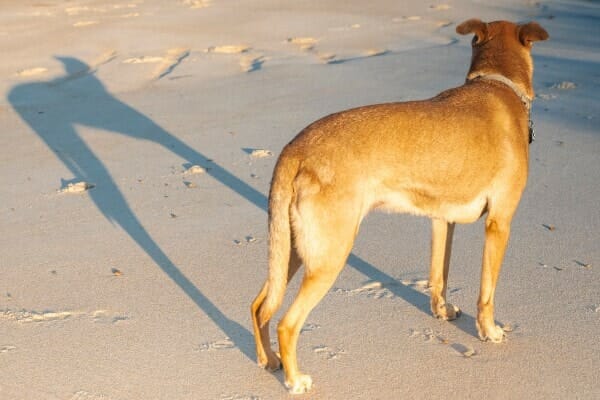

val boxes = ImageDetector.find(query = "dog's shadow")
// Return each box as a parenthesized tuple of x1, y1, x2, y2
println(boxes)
(347, 254, 479, 337)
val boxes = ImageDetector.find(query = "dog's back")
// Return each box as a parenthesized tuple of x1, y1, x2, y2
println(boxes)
(280, 79, 528, 223)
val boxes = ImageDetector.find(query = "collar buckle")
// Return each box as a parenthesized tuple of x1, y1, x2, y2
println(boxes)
(528, 119, 535, 144)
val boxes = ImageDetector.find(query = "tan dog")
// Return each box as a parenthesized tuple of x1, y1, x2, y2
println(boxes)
(251, 19, 548, 394)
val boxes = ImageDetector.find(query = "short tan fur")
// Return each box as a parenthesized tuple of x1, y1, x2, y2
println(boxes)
(251, 19, 548, 394)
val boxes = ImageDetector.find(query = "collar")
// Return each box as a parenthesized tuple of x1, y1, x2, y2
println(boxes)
(467, 73, 535, 143)
(467, 73, 532, 111)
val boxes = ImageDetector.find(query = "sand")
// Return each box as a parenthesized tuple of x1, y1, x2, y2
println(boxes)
(1, 0, 598, 399)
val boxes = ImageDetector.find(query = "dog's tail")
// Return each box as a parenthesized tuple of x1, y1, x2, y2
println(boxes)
(258, 151, 299, 327)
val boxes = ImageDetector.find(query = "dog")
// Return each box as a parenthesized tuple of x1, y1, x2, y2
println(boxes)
(251, 19, 548, 394)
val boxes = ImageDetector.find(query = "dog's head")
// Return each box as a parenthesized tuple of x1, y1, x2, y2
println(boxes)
(456, 19, 548, 98)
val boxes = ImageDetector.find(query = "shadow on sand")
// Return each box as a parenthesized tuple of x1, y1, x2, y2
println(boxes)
(8, 57, 478, 363)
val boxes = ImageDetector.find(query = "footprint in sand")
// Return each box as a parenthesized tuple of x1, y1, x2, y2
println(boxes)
(121, 48, 188, 80)
(0, 309, 75, 323)
(450, 343, 477, 358)
(409, 328, 479, 357)
(573, 260, 592, 270)
(317, 52, 337, 63)
(110, 4, 139, 11)
(1, 345, 17, 354)
(206, 45, 250, 54)
(313, 345, 346, 360)
(247, 148, 273, 158)
(328, 23, 362, 32)
(153, 48, 190, 80)
(114, 4, 139, 9)
(92, 310, 130, 324)
(334, 280, 395, 299)
(58, 181, 95, 194)
(233, 235, 259, 246)
(220, 394, 260, 400)
(286, 37, 319, 51)
(319, 49, 389, 65)
(66, 3, 138, 17)
(0, 309, 128, 324)
(551, 81, 577, 90)
(537, 93, 557, 100)
(57, 49, 116, 78)
(92, 49, 118, 68)
(196, 337, 236, 351)
(64, 7, 92, 16)
(501, 322, 517, 332)
(400, 278, 430, 292)
(239, 55, 265, 72)
(123, 56, 165, 64)
(429, 4, 451, 11)
(393, 16, 423, 22)
(15, 67, 48, 77)
(301, 323, 321, 333)
(408, 327, 450, 344)
(364, 48, 388, 57)
(71, 391, 115, 400)
(182, 165, 206, 175)
(73, 21, 99, 27)
(182, 0, 211, 8)
(335, 278, 430, 299)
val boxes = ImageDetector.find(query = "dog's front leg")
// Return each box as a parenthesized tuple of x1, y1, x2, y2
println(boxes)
(477, 216, 510, 342)
(428, 219, 460, 320)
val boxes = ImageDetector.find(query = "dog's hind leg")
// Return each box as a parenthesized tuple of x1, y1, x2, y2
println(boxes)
(251, 246, 302, 371)
(278, 260, 348, 394)
(428, 219, 460, 320)
(278, 199, 357, 393)
(477, 213, 511, 343)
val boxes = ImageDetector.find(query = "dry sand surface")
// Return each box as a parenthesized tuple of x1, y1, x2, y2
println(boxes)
(1, 0, 599, 399)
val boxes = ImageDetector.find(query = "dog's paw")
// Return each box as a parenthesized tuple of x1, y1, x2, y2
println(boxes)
(257, 352, 281, 371)
(433, 302, 461, 321)
(476, 321, 505, 343)
(286, 374, 313, 394)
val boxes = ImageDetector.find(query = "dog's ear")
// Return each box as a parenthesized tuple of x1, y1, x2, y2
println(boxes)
(456, 19, 488, 45)
(518, 22, 549, 46)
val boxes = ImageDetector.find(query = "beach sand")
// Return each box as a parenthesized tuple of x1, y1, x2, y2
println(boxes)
(1, 0, 598, 398)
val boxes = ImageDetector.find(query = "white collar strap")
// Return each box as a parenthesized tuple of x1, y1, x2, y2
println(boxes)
(467, 73, 532, 110)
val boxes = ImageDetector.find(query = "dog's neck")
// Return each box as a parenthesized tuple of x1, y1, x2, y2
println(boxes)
(467, 72, 532, 110)
(467, 72, 536, 143)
